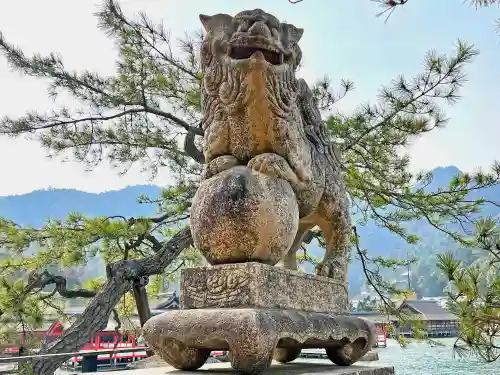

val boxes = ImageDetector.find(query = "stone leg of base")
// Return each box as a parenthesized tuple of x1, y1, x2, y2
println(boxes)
(143, 308, 377, 375)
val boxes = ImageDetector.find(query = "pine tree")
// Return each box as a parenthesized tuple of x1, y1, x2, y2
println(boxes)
(438, 217, 500, 362)
(0, 1, 499, 373)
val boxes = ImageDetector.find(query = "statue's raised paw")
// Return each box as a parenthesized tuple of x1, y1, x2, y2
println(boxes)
(248, 153, 297, 184)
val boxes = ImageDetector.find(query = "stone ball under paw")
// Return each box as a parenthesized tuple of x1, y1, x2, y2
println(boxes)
(191, 165, 299, 266)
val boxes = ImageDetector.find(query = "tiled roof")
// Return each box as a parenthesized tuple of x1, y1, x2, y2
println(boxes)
(401, 300, 457, 321)
(350, 311, 398, 322)
(153, 291, 179, 310)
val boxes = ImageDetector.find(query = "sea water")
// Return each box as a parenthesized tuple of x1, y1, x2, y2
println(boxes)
(371, 339, 496, 375)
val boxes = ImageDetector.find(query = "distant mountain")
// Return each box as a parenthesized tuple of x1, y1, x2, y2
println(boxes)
(0, 185, 162, 227)
(0, 185, 163, 284)
(0, 166, 498, 297)
(424, 166, 461, 191)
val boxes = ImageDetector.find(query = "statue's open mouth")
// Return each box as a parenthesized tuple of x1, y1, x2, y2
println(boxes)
(229, 46, 283, 65)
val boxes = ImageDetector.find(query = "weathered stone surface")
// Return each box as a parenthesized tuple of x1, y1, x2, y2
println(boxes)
(142, 308, 376, 375)
(96, 363, 395, 375)
(181, 263, 347, 313)
(360, 351, 379, 362)
(191, 166, 299, 266)
(198, 8, 351, 281)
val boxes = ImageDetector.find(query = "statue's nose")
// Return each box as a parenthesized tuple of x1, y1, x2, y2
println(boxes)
(248, 21, 272, 39)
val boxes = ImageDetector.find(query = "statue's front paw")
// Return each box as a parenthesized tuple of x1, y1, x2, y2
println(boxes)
(247, 153, 293, 180)
(203, 155, 239, 179)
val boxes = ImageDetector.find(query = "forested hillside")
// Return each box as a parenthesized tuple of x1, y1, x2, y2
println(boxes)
(1, 166, 498, 296)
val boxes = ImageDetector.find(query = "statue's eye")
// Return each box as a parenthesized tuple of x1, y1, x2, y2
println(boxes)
(231, 19, 239, 30)
(268, 19, 279, 30)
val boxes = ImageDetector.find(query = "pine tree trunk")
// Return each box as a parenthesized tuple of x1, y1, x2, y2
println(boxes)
(133, 283, 153, 357)
(133, 283, 152, 327)
(21, 227, 193, 375)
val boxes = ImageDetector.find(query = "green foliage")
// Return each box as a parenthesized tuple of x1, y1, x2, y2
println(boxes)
(296, 247, 321, 273)
(0, 184, 195, 339)
(438, 218, 500, 362)
(81, 277, 106, 292)
(147, 245, 203, 296)
(0, 277, 47, 348)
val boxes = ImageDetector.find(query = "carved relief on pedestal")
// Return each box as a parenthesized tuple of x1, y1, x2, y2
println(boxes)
(183, 267, 252, 307)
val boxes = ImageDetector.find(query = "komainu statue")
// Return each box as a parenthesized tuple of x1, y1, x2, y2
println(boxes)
(196, 8, 351, 281)
(142, 9, 379, 375)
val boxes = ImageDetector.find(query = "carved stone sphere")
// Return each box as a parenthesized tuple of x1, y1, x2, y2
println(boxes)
(191, 166, 299, 266)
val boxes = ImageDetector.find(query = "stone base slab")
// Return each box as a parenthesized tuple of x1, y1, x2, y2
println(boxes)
(180, 262, 348, 313)
(98, 363, 395, 375)
(142, 308, 376, 375)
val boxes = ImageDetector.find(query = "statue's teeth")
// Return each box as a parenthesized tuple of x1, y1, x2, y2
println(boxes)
(251, 50, 265, 59)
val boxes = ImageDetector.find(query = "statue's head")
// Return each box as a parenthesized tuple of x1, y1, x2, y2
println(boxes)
(199, 9, 303, 75)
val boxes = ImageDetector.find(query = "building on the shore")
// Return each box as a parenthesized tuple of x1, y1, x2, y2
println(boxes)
(351, 299, 459, 339)
(397, 300, 459, 338)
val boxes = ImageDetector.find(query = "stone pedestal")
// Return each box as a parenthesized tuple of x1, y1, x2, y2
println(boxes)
(142, 263, 376, 375)
(181, 262, 347, 313)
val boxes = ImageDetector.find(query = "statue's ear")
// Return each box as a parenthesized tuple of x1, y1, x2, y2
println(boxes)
(199, 14, 212, 32)
(290, 26, 304, 43)
(200, 13, 234, 33)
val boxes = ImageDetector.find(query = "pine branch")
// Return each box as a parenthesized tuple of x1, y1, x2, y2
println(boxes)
(22, 227, 193, 375)
(370, 0, 500, 29)
(0, 11, 204, 171)
(27, 270, 97, 299)
(342, 40, 479, 152)
(438, 218, 500, 362)
(98, 0, 200, 81)
(312, 77, 355, 112)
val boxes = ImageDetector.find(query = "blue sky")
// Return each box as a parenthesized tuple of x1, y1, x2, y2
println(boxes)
(0, 0, 498, 194)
